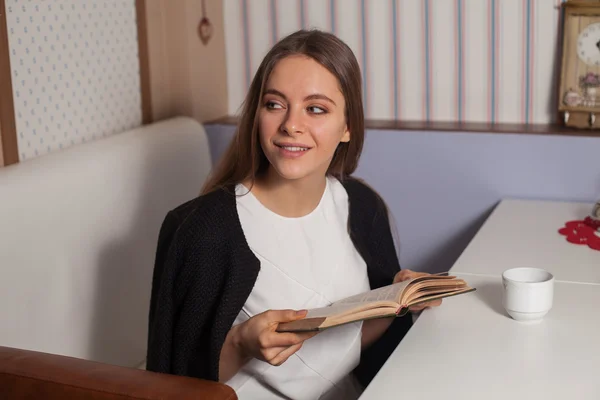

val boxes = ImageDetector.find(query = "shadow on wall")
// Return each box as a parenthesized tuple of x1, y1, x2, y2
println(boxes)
(416, 205, 496, 274)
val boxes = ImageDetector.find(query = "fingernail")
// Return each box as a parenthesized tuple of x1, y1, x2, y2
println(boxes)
(296, 310, 307, 316)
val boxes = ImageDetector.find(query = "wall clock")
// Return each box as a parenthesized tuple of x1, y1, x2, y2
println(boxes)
(558, 0, 600, 129)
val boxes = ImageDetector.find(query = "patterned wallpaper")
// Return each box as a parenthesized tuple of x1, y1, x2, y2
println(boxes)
(5, 0, 142, 161)
(224, 0, 566, 125)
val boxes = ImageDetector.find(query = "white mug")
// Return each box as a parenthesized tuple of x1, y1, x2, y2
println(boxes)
(502, 267, 554, 322)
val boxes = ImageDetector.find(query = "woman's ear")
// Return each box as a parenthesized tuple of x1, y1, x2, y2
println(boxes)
(340, 126, 351, 143)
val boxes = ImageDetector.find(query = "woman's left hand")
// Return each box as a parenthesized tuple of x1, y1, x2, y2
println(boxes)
(393, 269, 443, 312)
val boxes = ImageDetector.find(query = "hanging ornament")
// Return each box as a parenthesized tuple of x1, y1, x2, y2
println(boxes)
(198, 0, 213, 45)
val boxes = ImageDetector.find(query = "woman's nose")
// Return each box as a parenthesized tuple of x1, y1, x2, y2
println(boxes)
(281, 107, 305, 135)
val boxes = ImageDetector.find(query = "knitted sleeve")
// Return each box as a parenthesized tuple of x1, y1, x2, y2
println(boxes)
(145, 197, 260, 382)
(368, 189, 402, 285)
(145, 209, 220, 380)
(345, 178, 414, 388)
(146, 210, 181, 374)
(343, 177, 401, 288)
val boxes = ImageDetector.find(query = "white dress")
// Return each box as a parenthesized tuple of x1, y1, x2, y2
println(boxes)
(225, 176, 371, 400)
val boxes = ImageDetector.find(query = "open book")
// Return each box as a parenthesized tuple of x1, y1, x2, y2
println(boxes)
(276, 274, 475, 332)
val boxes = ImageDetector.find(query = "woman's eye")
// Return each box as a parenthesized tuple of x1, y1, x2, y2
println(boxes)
(265, 101, 283, 110)
(308, 106, 326, 114)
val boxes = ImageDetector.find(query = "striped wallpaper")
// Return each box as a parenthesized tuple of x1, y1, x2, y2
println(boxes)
(224, 0, 567, 125)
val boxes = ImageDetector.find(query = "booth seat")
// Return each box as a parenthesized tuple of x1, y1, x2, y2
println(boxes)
(0, 116, 236, 399)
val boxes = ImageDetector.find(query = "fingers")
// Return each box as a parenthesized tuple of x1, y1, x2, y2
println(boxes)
(409, 298, 443, 311)
(410, 299, 442, 311)
(239, 308, 317, 366)
(265, 309, 308, 324)
(394, 269, 437, 283)
(394, 269, 422, 283)
(259, 331, 313, 348)
(394, 270, 412, 282)
(270, 342, 303, 366)
(258, 331, 317, 366)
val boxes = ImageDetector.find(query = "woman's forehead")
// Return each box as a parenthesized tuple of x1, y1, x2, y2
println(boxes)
(265, 56, 343, 98)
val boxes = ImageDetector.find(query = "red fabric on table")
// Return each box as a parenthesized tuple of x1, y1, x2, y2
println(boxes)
(558, 220, 600, 252)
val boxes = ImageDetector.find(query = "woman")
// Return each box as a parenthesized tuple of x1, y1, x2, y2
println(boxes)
(146, 29, 441, 399)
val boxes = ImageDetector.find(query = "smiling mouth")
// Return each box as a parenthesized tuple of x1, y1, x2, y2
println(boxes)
(275, 144, 311, 152)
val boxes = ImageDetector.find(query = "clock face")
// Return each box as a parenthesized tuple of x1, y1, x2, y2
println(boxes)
(577, 22, 600, 66)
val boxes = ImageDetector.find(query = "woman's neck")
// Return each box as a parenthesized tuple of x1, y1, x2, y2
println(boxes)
(246, 169, 328, 218)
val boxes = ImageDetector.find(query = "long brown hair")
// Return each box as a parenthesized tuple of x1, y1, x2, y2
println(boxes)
(201, 29, 365, 195)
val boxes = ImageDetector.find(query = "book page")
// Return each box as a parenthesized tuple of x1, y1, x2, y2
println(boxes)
(303, 275, 465, 319)
(401, 277, 468, 304)
(302, 281, 409, 319)
(304, 302, 379, 319)
(406, 287, 476, 307)
(332, 280, 411, 306)
(321, 306, 400, 329)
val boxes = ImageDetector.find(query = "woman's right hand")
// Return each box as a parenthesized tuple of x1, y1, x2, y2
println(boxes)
(234, 309, 319, 366)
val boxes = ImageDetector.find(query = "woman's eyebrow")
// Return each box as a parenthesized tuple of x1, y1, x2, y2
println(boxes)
(263, 89, 336, 106)
(304, 93, 336, 106)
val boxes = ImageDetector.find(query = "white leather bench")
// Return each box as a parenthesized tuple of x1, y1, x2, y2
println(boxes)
(0, 116, 212, 370)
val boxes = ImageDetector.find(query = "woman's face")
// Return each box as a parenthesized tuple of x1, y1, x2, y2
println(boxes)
(258, 55, 349, 183)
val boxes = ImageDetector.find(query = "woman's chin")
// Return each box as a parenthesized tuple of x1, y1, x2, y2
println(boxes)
(273, 169, 310, 181)
(268, 164, 315, 182)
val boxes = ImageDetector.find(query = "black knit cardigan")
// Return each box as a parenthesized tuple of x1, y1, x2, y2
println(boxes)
(145, 176, 413, 387)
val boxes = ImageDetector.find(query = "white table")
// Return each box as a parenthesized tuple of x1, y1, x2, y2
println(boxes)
(359, 274, 600, 400)
(451, 199, 600, 284)
(359, 198, 600, 399)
